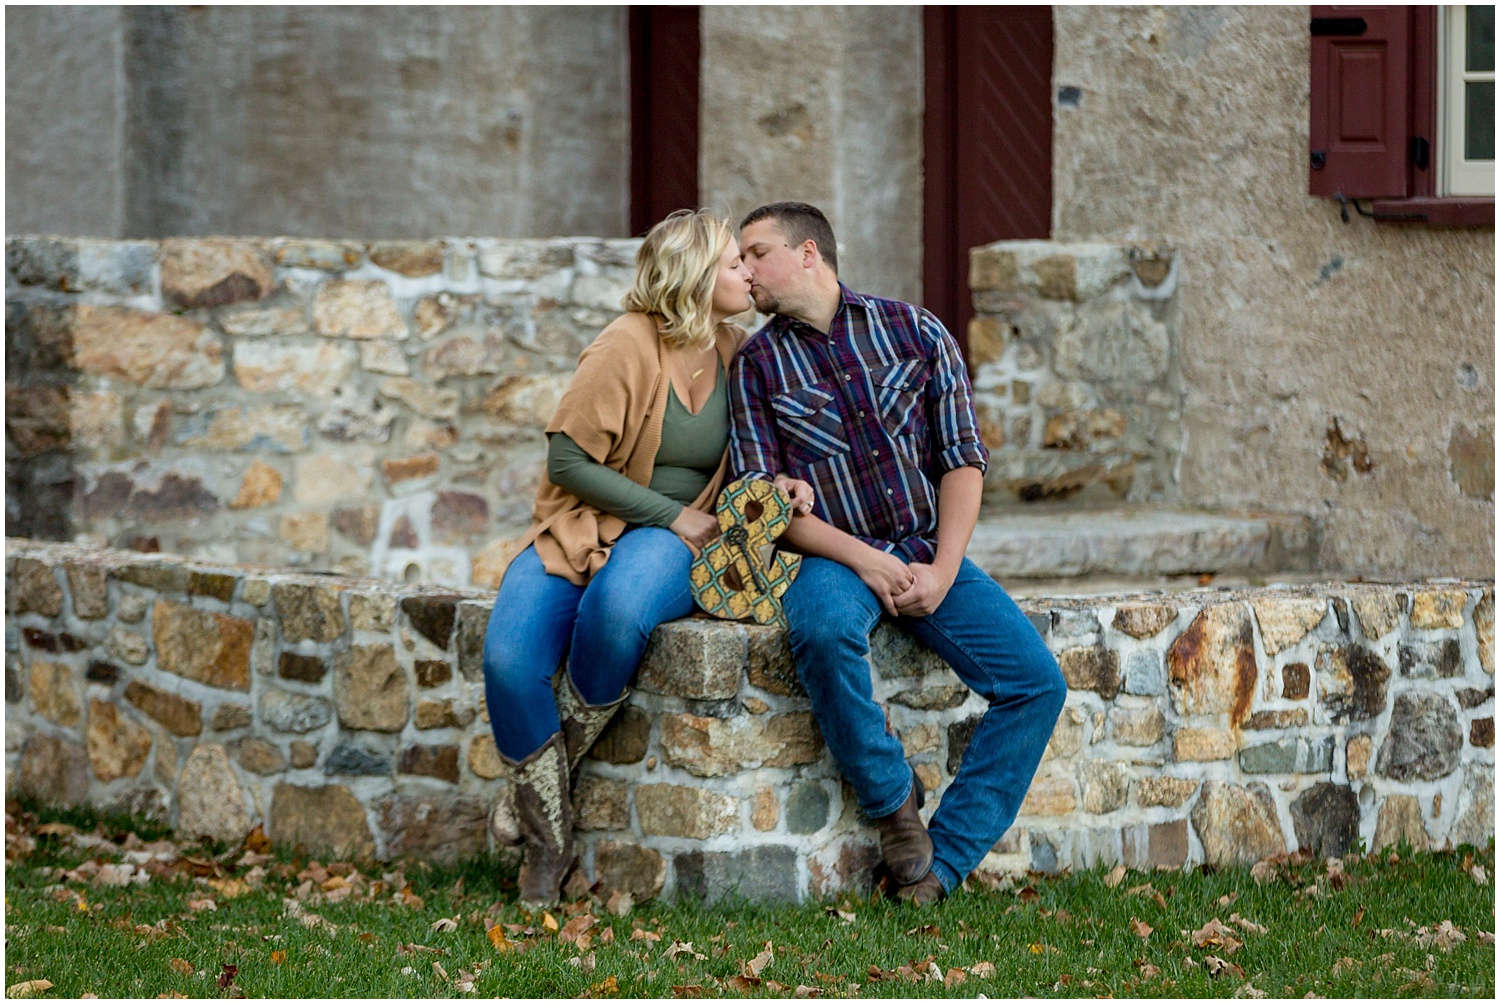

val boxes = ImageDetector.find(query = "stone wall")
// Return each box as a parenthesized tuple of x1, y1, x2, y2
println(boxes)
(967, 240, 1181, 505)
(1051, 6, 1495, 579)
(7, 539, 1492, 902)
(5, 235, 654, 586)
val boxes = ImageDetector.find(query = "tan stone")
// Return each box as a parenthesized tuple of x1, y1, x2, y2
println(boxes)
(29, 660, 81, 727)
(359, 340, 410, 376)
(1113, 603, 1178, 638)
(1351, 593, 1403, 640)
(18, 733, 90, 807)
(404, 418, 459, 451)
(379, 377, 460, 420)
(85, 700, 152, 781)
(153, 729, 178, 787)
(5, 383, 70, 456)
(899, 723, 941, 756)
(333, 644, 409, 732)
(1345, 734, 1372, 780)
(1043, 408, 1128, 450)
(177, 404, 307, 453)
(1167, 603, 1257, 723)
(594, 841, 666, 902)
(1042, 705, 1086, 762)
(470, 535, 528, 589)
(969, 246, 1018, 291)
(575, 776, 631, 831)
(313, 279, 407, 339)
(415, 699, 457, 730)
(69, 390, 123, 449)
(414, 293, 460, 339)
(212, 704, 253, 731)
(1242, 708, 1309, 730)
(289, 741, 318, 769)
(752, 786, 779, 831)
(152, 600, 253, 691)
(107, 626, 149, 665)
(270, 782, 375, 859)
(467, 734, 504, 779)
(659, 712, 822, 777)
(278, 512, 330, 554)
(1373, 794, 1429, 851)
(636, 784, 739, 838)
(1173, 726, 1237, 762)
(1475, 590, 1493, 675)
(1058, 646, 1121, 699)
(292, 449, 376, 506)
(274, 583, 347, 643)
(272, 238, 362, 272)
(70, 305, 224, 388)
(161, 238, 273, 308)
(915, 762, 942, 793)
(124, 680, 203, 736)
(229, 461, 283, 509)
(1190, 781, 1286, 867)
(476, 374, 570, 426)
(1251, 598, 1327, 655)
(369, 241, 444, 277)
(177, 743, 251, 845)
(383, 453, 441, 485)
(1032, 254, 1077, 299)
(1079, 759, 1129, 813)
(9, 558, 63, 616)
(242, 579, 271, 607)
(1411, 589, 1466, 629)
(67, 564, 109, 619)
(1136, 776, 1200, 808)
(217, 303, 310, 336)
(1020, 776, 1076, 816)
(236, 737, 288, 775)
(233, 339, 358, 398)
(349, 593, 396, 633)
(966, 316, 1010, 367)
(1111, 705, 1165, 746)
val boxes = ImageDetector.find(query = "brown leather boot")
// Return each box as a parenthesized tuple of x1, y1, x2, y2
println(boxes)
(895, 872, 946, 906)
(553, 668, 629, 772)
(508, 733, 574, 907)
(873, 770, 933, 886)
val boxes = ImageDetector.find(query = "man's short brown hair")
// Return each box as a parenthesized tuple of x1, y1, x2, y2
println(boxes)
(739, 202, 838, 275)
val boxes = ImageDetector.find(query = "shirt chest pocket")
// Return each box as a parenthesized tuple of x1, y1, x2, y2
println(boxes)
(873, 359, 928, 437)
(771, 384, 850, 462)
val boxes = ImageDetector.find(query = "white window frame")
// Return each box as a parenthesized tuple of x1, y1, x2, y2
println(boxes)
(1440, 5, 1496, 196)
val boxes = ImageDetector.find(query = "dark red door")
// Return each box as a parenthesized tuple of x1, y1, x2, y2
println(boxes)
(630, 7, 701, 236)
(925, 7, 1054, 350)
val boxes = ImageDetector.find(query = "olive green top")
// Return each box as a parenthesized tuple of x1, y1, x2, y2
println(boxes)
(546, 363, 729, 529)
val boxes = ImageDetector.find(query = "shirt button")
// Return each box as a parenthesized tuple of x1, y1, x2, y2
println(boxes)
(886, 488, 894, 495)
(857, 410, 866, 418)
(872, 448, 880, 456)
(843, 373, 852, 381)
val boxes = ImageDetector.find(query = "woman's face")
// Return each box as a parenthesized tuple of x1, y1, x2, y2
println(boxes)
(710, 239, 752, 318)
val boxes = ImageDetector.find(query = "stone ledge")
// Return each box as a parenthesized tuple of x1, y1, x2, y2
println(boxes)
(5, 538, 1493, 902)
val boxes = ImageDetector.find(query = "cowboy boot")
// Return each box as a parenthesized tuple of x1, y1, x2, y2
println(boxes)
(873, 766, 933, 886)
(553, 667, 630, 772)
(507, 732, 575, 907)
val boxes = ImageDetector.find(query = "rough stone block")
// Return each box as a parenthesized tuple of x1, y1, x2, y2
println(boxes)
(1282, 662, 1311, 700)
(1376, 693, 1463, 781)
(1315, 645, 1391, 723)
(751, 787, 779, 832)
(1242, 708, 1308, 730)
(431, 492, 489, 544)
(10, 558, 63, 616)
(402, 595, 458, 650)
(274, 583, 346, 643)
(1113, 603, 1177, 639)
(236, 737, 288, 775)
(369, 241, 444, 277)
(1110, 705, 1164, 746)
(106, 626, 149, 665)
(66, 564, 109, 619)
(660, 712, 821, 777)
(785, 782, 831, 834)
(397, 744, 459, 783)
(211, 704, 252, 731)
(594, 841, 666, 902)
(635, 784, 738, 838)
(1058, 646, 1121, 700)
(1373, 794, 1429, 851)
(1239, 736, 1334, 774)
(5, 383, 70, 456)
(378, 794, 486, 864)
(152, 600, 253, 691)
(313, 279, 407, 339)
(28, 659, 81, 727)
(1345, 734, 1372, 780)
(1124, 650, 1166, 696)
(124, 680, 202, 736)
(1137, 776, 1199, 809)
(870, 622, 950, 679)
(289, 741, 318, 769)
(325, 741, 394, 776)
(1451, 762, 1493, 847)
(70, 305, 225, 388)
(1397, 639, 1463, 678)
(575, 776, 631, 831)
(675, 845, 798, 904)
(637, 619, 744, 700)
(1079, 760, 1129, 813)
(161, 238, 272, 309)
(235, 340, 358, 399)
(414, 699, 458, 730)
(1168, 604, 1257, 722)
(1475, 590, 1493, 674)
(1289, 782, 1359, 858)
(1190, 781, 1286, 868)
(18, 733, 90, 806)
(1020, 776, 1076, 816)
(1173, 727, 1236, 762)
(467, 735, 503, 779)
(1351, 594, 1404, 640)
(272, 238, 362, 272)
(85, 700, 151, 781)
(1251, 598, 1327, 655)
(1148, 819, 1189, 868)
(1471, 716, 1494, 748)
(279, 652, 327, 684)
(947, 714, 982, 774)
(746, 625, 802, 696)
(259, 687, 332, 734)
(177, 743, 251, 846)
(271, 783, 376, 859)
(334, 644, 409, 732)
(1410, 589, 1466, 629)
(899, 723, 941, 756)
(808, 841, 882, 898)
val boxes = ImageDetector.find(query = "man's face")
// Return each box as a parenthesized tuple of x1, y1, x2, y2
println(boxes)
(739, 219, 804, 315)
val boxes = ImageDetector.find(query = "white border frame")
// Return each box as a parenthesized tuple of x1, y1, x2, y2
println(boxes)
(1441, 5, 1496, 196)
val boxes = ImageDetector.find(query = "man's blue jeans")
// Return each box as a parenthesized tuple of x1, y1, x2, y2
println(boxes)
(482, 528, 695, 762)
(784, 555, 1066, 893)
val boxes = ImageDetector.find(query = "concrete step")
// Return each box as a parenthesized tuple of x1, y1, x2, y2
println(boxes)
(968, 505, 1316, 584)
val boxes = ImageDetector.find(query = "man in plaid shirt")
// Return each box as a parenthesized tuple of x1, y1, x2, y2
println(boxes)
(729, 203, 1066, 904)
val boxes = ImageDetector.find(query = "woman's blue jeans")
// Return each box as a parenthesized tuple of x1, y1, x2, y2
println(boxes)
(482, 528, 695, 762)
(783, 556, 1067, 894)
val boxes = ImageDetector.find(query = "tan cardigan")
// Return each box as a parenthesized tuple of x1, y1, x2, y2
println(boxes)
(516, 312, 747, 586)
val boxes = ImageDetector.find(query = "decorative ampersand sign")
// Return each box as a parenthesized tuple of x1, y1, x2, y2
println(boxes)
(690, 478, 802, 629)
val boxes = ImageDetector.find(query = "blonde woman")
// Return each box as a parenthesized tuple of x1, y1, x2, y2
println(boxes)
(481, 210, 813, 905)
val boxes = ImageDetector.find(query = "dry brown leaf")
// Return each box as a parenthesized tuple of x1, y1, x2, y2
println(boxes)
(606, 890, 634, 917)
(432, 916, 460, 933)
(581, 974, 619, 998)
(1204, 955, 1230, 976)
(1233, 983, 1268, 998)
(487, 925, 513, 953)
(1249, 859, 1278, 885)
(1330, 957, 1357, 975)
(665, 940, 707, 961)
(155, 993, 187, 1000)
(792, 986, 821, 998)
(1190, 918, 1243, 954)
(269, 950, 287, 965)
(1139, 963, 1161, 980)
(967, 961, 996, 979)
(744, 941, 774, 977)
(725, 975, 760, 993)
(1477, 931, 1495, 945)
(168, 958, 194, 975)
(630, 927, 661, 943)
(6, 984, 55, 1001)
(1229, 913, 1268, 935)
(541, 912, 559, 933)
(207, 877, 250, 899)
(1104, 863, 1128, 888)
(185, 898, 216, 913)
(1413, 920, 1467, 952)
(217, 964, 239, 990)
(560, 914, 597, 943)
(1469, 864, 1489, 885)
(943, 968, 967, 987)
(1130, 917, 1153, 939)
(670, 986, 705, 998)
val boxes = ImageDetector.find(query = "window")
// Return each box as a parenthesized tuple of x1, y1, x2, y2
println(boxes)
(1309, 5, 1494, 223)
(1442, 5, 1496, 195)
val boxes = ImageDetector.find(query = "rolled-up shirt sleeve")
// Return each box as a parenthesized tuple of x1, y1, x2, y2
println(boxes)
(922, 309, 989, 474)
(728, 351, 780, 482)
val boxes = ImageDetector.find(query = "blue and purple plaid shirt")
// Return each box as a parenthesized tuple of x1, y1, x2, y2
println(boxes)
(728, 284, 988, 563)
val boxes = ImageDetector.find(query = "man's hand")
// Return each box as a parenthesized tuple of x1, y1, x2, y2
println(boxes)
(669, 506, 720, 550)
(893, 562, 956, 618)
(854, 546, 916, 617)
(772, 474, 815, 515)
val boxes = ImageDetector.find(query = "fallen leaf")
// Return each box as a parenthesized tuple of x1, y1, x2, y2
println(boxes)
(269, 950, 286, 965)
(793, 985, 821, 998)
(1352, 905, 1366, 927)
(606, 890, 634, 917)
(1229, 913, 1267, 935)
(400, 886, 425, 910)
(186, 898, 217, 912)
(434, 961, 449, 980)
(904, 923, 940, 938)
(1470, 864, 1489, 885)
(1130, 917, 1153, 939)
(1104, 863, 1128, 888)
(582, 974, 619, 998)
(1477, 931, 1495, 945)
(431, 916, 460, 933)
(664, 940, 707, 961)
(1026, 942, 1057, 954)
(1413, 919, 1467, 952)
(207, 877, 250, 899)
(5, 984, 54, 999)
(156, 993, 187, 999)
(1016, 885, 1039, 902)
(1138, 962, 1161, 980)
(1249, 859, 1278, 885)
(1190, 918, 1243, 954)
(630, 927, 662, 943)
(243, 825, 271, 854)
(967, 961, 996, 978)
(1233, 983, 1268, 998)
(744, 942, 774, 977)
(671, 986, 705, 998)
(824, 905, 856, 923)
(540, 911, 559, 933)
(217, 964, 239, 989)
(1204, 955, 1230, 976)
(487, 925, 513, 953)
(560, 914, 597, 944)
(169, 958, 193, 975)
(943, 968, 967, 987)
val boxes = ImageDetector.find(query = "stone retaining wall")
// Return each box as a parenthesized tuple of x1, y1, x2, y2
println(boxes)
(7, 539, 1492, 902)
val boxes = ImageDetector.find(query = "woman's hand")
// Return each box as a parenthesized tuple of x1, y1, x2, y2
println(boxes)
(773, 474, 815, 515)
(853, 545, 915, 617)
(669, 505, 721, 549)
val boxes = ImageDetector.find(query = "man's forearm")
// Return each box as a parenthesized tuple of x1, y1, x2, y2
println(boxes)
(779, 511, 877, 570)
(932, 465, 984, 580)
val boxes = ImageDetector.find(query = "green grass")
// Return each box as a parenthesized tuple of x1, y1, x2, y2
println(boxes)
(5, 796, 1494, 999)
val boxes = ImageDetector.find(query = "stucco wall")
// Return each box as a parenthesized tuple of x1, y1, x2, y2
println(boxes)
(1051, 6, 1495, 579)
(6, 7, 630, 240)
(699, 7, 925, 303)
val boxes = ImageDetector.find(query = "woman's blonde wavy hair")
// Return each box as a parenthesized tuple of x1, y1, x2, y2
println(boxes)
(622, 209, 734, 352)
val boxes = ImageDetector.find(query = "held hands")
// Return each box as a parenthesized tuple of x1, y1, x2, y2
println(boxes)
(669, 505, 721, 549)
(855, 546, 917, 617)
(892, 562, 955, 618)
(772, 474, 815, 515)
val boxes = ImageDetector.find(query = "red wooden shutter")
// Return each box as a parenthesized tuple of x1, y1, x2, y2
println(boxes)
(1309, 5, 1413, 198)
(630, 7, 701, 236)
